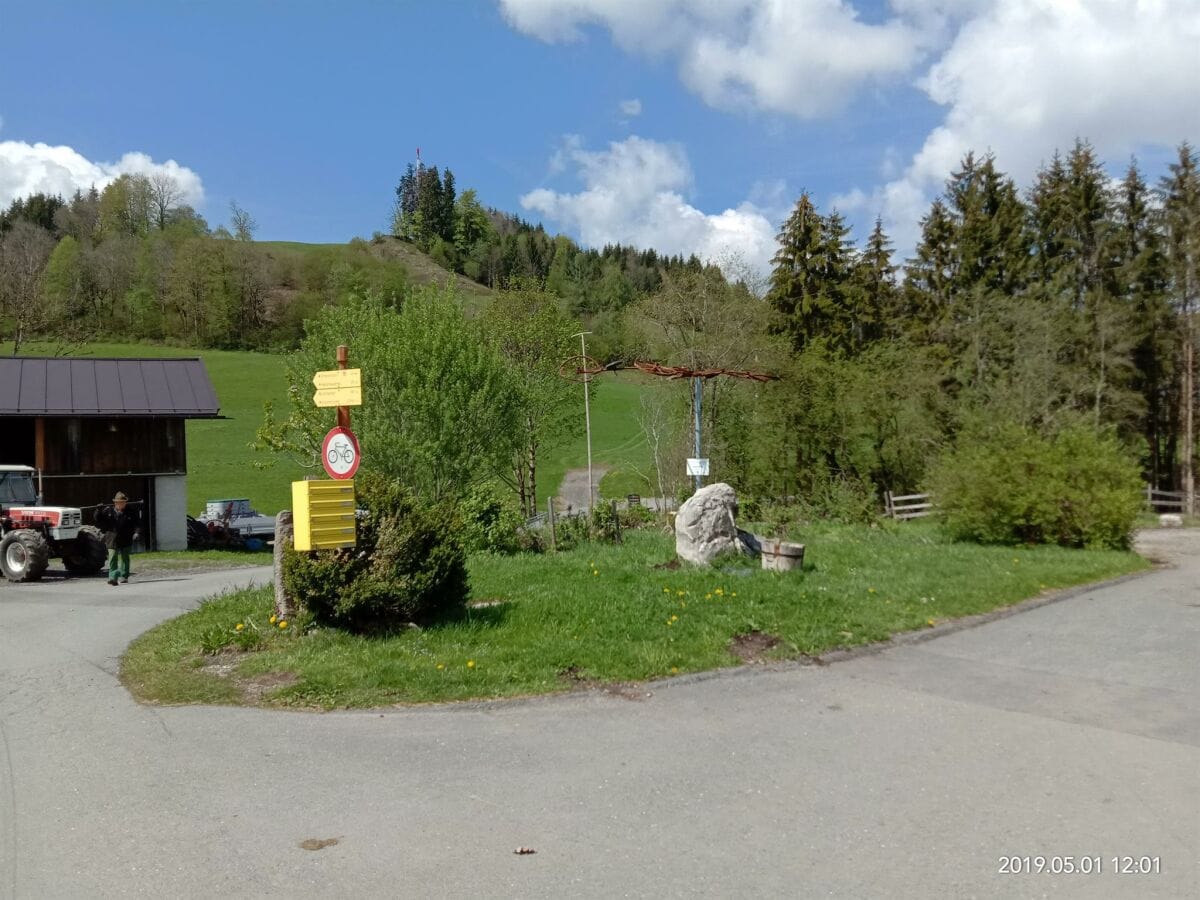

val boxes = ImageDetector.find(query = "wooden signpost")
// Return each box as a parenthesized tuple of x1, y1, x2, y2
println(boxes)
(292, 345, 363, 552)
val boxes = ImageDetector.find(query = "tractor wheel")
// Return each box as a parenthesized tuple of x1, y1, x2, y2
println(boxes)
(0, 530, 51, 583)
(64, 525, 108, 576)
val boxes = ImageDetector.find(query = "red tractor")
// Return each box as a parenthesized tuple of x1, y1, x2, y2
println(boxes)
(0, 465, 107, 582)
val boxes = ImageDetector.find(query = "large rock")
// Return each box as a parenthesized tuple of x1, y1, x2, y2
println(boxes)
(675, 483, 750, 565)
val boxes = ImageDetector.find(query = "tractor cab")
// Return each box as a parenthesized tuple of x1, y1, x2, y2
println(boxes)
(0, 465, 105, 582)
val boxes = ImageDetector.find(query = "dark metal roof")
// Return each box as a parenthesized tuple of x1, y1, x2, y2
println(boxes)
(0, 357, 221, 417)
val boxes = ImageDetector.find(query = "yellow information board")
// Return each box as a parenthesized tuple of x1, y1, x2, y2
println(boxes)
(312, 368, 363, 408)
(292, 479, 356, 551)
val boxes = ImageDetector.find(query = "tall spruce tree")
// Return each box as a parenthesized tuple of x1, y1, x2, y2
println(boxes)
(1161, 142, 1200, 508)
(1117, 159, 1175, 485)
(903, 199, 956, 343)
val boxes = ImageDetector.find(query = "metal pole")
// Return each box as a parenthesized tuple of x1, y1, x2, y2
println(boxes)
(693, 376, 702, 491)
(574, 332, 594, 517)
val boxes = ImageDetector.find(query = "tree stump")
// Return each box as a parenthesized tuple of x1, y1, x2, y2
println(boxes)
(273, 510, 298, 619)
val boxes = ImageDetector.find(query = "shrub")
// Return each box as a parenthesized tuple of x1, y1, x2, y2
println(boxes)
(283, 473, 468, 632)
(929, 423, 1142, 549)
(457, 486, 530, 555)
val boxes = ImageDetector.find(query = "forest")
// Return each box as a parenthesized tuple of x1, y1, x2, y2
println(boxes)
(2, 139, 1198, 515)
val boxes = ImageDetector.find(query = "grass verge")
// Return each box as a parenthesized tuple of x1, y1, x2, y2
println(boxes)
(134, 550, 274, 572)
(122, 522, 1148, 709)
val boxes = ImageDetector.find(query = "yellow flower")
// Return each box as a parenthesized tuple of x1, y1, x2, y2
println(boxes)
(235, 623, 244, 631)
(731, 592, 737, 597)
(715, 588, 723, 596)
(662, 587, 670, 594)
(278, 621, 288, 629)
(677, 590, 685, 597)
(467, 660, 476, 668)
(705, 593, 712, 600)
(670, 614, 678, 622)
(593, 571, 599, 576)
(670, 667, 679, 674)
(926, 619, 935, 627)
(868, 587, 876, 594)
(269, 615, 277, 624)
(666, 620, 674, 626)
(436, 663, 444, 670)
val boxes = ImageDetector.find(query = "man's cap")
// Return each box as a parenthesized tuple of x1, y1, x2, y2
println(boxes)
(113, 492, 128, 502)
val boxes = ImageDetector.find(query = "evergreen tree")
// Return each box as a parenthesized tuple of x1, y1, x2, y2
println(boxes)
(850, 217, 898, 344)
(902, 199, 956, 341)
(1161, 142, 1200, 505)
(1117, 159, 1175, 485)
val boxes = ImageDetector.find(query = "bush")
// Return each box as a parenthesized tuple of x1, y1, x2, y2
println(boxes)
(283, 473, 469, 632)
(456, 486, 531, 555)
(929, 424, 1142, 549)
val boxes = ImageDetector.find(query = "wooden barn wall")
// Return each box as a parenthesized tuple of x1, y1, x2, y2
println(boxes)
(37, 418, 186, 475)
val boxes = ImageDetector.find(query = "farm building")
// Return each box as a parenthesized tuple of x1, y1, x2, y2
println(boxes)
(0, 356, 220, 550)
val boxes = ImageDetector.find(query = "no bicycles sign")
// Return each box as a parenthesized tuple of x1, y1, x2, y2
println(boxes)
(321, 426, 361, 480)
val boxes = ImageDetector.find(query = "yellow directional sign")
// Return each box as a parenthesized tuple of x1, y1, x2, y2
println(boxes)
(313, 368, 361, 390)
(292, 480, 356, 551)
(313, 385, 362, 407)
(312, 368, 363, 408)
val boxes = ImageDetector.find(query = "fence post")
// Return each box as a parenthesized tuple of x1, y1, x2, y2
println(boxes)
(547, 496, 557, 553)
(611, 499, 622, 544)
(885, 491, 894, 519)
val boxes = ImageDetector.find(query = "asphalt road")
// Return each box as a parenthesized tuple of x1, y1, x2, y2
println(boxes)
(0, 538, 1197, 899)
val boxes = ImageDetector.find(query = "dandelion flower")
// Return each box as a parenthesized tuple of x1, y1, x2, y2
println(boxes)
(467, 660, 476, 669)
(269, 615, 277, 624)
(868, 587, 876, 594)
(705, 593, 712, 600)
(235, 623, 244, 631)
(593, 571, 599, 576)
(715, 588, 723, 596)
(731, 592, 737, 597)
(436, 663, 445, 670)
(670, 667, 679, 674)
(663, 587, 670, 594)
(278, 621, 288, 629)
(926, 619, 935, 627)
(677, 590, 685, 597)
(670, 615, 678, 622)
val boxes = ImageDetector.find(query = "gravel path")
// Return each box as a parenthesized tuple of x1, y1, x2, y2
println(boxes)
(554, 465, 609, 513)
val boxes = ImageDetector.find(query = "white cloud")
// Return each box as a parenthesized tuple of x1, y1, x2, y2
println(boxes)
(0, 130, 205, 211)
(521, 135, 778, 278)
(502, 1, 1200, 260)
(618, 98, 642, 117)
(498, 0, 927, 118)
(870, 0, 1200, 255)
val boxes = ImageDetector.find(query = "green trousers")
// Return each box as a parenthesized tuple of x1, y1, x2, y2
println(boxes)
(107, 547, 131, 580)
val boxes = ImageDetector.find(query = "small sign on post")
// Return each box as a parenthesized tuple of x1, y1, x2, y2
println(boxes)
(321, 426, 361, 480)
(312, 368, 362, 408)
(686, 458, 710, 477)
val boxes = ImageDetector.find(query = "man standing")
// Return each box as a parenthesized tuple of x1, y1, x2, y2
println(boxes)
(95, 492, 141, 586)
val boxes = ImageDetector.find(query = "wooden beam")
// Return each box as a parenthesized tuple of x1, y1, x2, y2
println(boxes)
(34, 417, 46, 471)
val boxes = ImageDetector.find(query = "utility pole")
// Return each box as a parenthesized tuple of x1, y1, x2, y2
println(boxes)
(692, 376, 703, 492)
(573, 332, 594, 517)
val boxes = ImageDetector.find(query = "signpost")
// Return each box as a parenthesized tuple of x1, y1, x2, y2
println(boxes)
(322, 426, 360, 480)
(292, 345, 364, 552)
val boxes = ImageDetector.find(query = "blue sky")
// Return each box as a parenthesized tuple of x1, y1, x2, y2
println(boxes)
(2, 1, 1197, 272)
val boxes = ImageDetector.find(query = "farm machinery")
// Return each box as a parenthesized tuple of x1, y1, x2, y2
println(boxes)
(0, 465, 107, 582)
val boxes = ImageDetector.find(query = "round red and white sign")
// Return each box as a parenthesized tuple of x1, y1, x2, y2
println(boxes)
(321, 426, 361, 480)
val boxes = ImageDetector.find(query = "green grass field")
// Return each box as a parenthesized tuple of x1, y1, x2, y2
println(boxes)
(121, 521, 1149, 708)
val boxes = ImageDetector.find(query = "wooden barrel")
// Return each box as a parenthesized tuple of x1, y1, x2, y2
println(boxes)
(761, 538, 804, 572)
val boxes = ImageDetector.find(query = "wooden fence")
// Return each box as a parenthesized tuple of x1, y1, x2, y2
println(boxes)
(1144, 486, 1186, 513)
(885, 491, 934, 521)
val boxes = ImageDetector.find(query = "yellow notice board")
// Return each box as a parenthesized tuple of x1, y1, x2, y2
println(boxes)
(312, 368, 362, 408)
(292, 480, 356, 551)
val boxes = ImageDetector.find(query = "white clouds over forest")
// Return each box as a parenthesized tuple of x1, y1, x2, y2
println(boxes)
(503, 0, 1200, 262)
(0, 128, 204, 211)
